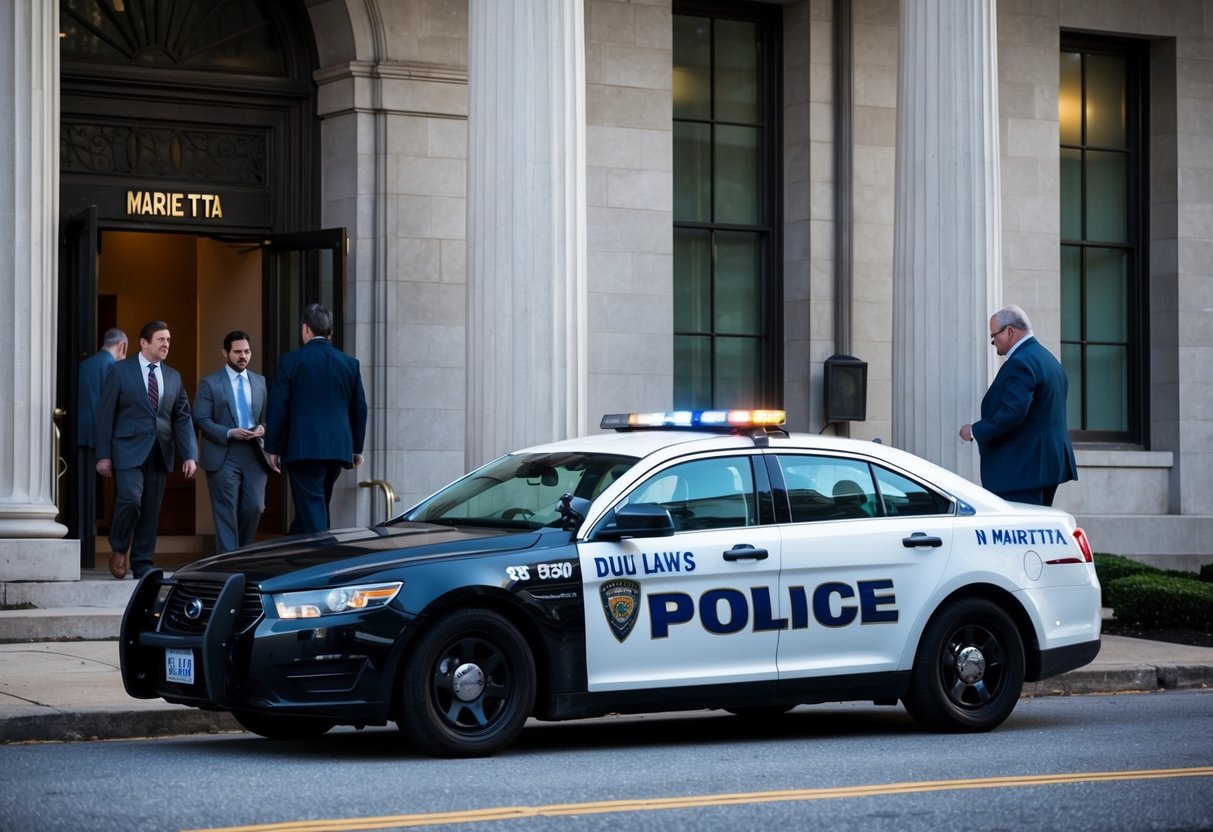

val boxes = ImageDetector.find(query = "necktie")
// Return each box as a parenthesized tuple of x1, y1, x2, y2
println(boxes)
(236, 374, 253, 429)
(147, 364, 158, 410)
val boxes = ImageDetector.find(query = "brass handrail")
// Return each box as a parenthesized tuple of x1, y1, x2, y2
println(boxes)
(53, 408, 67, 514)
(358, 479, 401, 524)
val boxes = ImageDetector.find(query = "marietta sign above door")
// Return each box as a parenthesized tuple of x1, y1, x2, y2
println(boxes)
(126, 190, 224, 219)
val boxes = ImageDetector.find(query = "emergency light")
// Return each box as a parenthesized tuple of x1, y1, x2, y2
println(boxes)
(600, 410, 786, 431)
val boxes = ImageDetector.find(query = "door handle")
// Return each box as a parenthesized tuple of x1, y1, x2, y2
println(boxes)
(903, 532, 943, 548)
(724, 544, 769, 561)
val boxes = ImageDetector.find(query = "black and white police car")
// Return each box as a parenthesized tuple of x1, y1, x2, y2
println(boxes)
(121, 410, 1101, 757)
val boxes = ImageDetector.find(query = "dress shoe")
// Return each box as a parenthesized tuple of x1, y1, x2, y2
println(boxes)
(109, 551, 128, 580)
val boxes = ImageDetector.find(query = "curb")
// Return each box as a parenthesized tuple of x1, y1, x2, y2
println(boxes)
(0, 708, 240, 743)
(1025, 665, 1213, 696)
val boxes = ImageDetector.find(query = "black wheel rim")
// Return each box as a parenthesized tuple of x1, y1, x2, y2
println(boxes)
(939, 622, 1007, 710)
(429, 635, 511, 735)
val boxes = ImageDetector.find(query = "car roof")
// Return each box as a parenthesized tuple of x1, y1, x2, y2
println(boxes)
(512, 429, 996, 507)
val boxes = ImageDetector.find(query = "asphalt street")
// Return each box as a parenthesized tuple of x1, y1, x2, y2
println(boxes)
(1, 633, 1211, 744)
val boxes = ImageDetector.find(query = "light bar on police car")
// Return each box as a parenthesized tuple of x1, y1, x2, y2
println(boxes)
(600, 409, 786, 431)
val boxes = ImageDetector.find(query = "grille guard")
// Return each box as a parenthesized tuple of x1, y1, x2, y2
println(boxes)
(119, 571, 247, 707)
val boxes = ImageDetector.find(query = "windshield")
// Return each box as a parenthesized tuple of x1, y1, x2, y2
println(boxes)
(401, 452, 639, 530)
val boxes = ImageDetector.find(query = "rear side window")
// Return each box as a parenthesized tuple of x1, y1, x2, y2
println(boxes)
(775, 455, 878, 522)
(872, 465, 953, 516)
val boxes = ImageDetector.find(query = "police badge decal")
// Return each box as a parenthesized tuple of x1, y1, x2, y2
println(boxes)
(600, 579, 641, 643)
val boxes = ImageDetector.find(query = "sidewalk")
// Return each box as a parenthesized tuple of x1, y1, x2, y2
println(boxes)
(1, 635, 1210, 744)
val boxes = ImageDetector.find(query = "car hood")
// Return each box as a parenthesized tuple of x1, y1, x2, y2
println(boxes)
(171, 523, 547, 587)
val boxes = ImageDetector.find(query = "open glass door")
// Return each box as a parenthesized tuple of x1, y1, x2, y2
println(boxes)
(58, 207, 98, 567)
(260, 228, 348, 532)
(263, 228, 347, 375)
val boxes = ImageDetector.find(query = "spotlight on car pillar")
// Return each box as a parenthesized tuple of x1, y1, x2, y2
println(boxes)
(823, 354, 868, 422)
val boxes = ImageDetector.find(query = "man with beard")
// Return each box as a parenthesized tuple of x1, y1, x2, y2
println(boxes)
(194, 330, 275, 553)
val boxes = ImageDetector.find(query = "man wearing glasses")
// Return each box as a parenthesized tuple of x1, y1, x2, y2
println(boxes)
(959, 305, 1077, 506)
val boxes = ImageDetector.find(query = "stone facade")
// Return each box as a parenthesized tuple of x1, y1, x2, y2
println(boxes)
(1, 0, 1212, 581)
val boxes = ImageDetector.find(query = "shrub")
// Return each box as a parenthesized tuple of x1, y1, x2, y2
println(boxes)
(1094, 553, 1155, 582)
(1093, 554, 1157, 606)
(1105, 573, 1213, 630)
(1093, 554, 1213, 606)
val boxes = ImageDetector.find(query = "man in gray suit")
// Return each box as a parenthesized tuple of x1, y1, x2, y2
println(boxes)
(194, 331, 274, 553)
(95, 321, 198, 579)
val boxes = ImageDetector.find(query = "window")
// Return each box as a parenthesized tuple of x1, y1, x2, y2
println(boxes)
(672, 2, 781, 409)
(774, 455, 952, 521)
(775, 455, 877, 522)
(404, 453, 638, 530)
(1059, 36, 1148, 444)
(623, 457, 756, 530)
(60, 0, 287, 75)
(871, 466, 953, 517)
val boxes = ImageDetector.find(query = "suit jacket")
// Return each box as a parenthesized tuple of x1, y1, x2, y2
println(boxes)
(971, 336, 1078, 493)
(76, 350, 116, 448)
(95, 356, 198, 471)
(264, 337, 368, 466)
(194, 368, 271, 472)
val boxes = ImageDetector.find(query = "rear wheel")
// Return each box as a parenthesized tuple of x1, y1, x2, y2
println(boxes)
(232, 711, 335, 740)
(398, 608, 536, 758)
(903, 598, 1025, 732)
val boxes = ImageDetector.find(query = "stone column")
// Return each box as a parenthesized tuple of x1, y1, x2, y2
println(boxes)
(466, 0, 588, 467)
(0, 0, 77, 580)
(892, 0, 1001, 483)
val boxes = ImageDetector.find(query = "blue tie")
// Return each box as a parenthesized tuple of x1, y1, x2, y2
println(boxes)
(235, 374, 253, 429)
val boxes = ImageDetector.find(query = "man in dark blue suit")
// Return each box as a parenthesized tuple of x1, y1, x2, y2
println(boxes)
(95, 321, 198, 578)
(960, 305, 1077, 506)
(265, 304, 368, 534)
(76, 328, 127, 564)
(78, 328, 128, 453)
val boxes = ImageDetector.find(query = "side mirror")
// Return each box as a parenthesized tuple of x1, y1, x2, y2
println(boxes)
(593, 503, 676, 541)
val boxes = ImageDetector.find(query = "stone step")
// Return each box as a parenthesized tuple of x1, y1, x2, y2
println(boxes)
(0, 574, 145, 643)
(2, 576, 138, 609)
(0, 606, 124, 642)
(2, 547, 205, 643)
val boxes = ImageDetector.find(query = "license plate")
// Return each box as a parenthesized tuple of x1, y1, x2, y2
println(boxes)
(165, 648, 195, 685)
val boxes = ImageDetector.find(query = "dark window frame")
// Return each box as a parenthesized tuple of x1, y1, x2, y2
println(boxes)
(672, 0, 783, 410)
(1059, 33, 1150, 447)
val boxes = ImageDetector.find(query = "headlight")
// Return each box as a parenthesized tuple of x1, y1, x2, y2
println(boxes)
(271, 582, 402, 619)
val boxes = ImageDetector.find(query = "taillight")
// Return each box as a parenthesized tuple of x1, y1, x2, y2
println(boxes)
(1072, 527, 1093, 563)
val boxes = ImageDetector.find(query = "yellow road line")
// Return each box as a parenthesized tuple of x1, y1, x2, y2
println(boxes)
(184, 766, 1213, 832)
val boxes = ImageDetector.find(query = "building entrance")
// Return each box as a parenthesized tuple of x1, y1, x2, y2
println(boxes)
(56, 0, 330, 568)
(58, 225, 347, 568)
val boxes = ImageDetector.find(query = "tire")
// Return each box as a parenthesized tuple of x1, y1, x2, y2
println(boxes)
(232, 711, 336, 740)
(398, 608, 536, 758)
(902, 598, 1025, 732)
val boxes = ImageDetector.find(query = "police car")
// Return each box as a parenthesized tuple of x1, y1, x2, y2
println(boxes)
(120, 410, 1101, 757)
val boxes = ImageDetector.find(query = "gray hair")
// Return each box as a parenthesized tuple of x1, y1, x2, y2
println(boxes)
(992, 305, 1033, 333)
(101, 328, 127, 348)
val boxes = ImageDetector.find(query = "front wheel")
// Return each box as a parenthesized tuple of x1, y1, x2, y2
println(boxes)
(398, 608, 536, 758)
(903, 598, 1025, 732)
